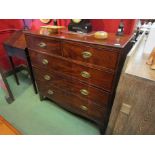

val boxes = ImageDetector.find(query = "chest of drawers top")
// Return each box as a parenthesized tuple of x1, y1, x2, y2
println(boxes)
(24, 30, 133, 49)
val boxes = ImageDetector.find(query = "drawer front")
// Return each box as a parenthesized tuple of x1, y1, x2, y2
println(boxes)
(33, 67, 110, 108)
(62, 41, 119, 70)
(29, 50, 114, 91)
(37, 83, 106, 123)
(25, 35, 62, 55)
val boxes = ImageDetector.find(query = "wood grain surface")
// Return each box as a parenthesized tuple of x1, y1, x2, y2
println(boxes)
(106, 32, 155, 135)
(0, 115, 21, 135)
(33, 67, 110, 108)
(24, 30, 133, 49)
(106, 74, 155, 134)
(4, 30, 26, 50)
(29, 50, 115, 91)
(24, 30, 133, 134)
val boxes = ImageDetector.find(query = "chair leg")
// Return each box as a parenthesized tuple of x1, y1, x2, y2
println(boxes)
(8, 56, 20, 85)
(25, 50, 38, 94)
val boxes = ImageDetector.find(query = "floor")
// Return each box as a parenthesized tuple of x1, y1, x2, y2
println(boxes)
(0, 115, 21, 135)
(0, 71, 100, 135)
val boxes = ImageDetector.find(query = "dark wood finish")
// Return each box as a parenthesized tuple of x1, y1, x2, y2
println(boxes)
(29, 50, 114, 91)
(25, 48, 38, 94)
(0, 59, 14, 103)
(25, 35, 62, 55)
(24, 30, 133, 134)
(24, 30, 133, 48)
(8, 56, 20, 85)
(3, 30, 38, 95)
(4, 30, 26, 50)
(62, 41, 119, 70)
(33, 67, 110, 108)
(37, 83, 106, 123)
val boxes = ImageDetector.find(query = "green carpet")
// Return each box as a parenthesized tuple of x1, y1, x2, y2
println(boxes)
(0, 71, 100, 135)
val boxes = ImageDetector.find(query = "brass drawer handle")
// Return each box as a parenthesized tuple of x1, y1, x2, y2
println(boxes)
(82, 51, 92, 59)
(80, 105, 88, 111)
(44, 75, 51, 80)
(48, 89, 54, 95)
(80, 89, 89, 96)
(81, 71, 91, 78)
(42, 59, 48, 65)
(38, 42, 46, 48)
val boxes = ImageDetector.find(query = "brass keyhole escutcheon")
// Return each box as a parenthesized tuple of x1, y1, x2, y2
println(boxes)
(80, 105, 88, 111)
(42, 59, 48, 65)
(48, 89, 54, 95)
(38, 42, 46, 48)
(44, 75, 51, 80)
(80, 89, 89, 96)
(81, 71, 91, 78)
(82, 51, 92, 59)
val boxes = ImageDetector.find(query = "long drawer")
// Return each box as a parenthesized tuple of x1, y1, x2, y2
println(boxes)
(33, 67, 110, 108)
(29, 50, 115, 91)
(37, 81, 106, 123)
(62, 41, 119, 70)
(25, 35, 62, 55)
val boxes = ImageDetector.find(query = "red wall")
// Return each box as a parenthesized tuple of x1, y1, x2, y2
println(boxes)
(31, 19, 136, 34)
(91, 19, 136, 34)
(0, 19, 136, 72)
(0, 19, 24, 71)
(31, 19, 70, 30)
(0, 19, 23, 30)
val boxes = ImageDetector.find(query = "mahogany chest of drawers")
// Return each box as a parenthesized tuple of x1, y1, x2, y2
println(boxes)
(24, 30, 133, 134)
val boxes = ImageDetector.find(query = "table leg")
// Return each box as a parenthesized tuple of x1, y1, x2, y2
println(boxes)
(0, 71, 14, 103)
(25, 49, 38, 94)
(8, 56, 20, 85)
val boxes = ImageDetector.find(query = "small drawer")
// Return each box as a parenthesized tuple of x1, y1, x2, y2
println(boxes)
(37, 83, 106, 123)
(33, 67, 110, 108)
(25, 35, 62, 55)
(29, 50, 114, 91)
(62, 41, 119, 70)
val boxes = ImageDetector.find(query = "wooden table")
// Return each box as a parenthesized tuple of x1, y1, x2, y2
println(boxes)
(0, 115, 21, 135)
(3, 30, 38, 99)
